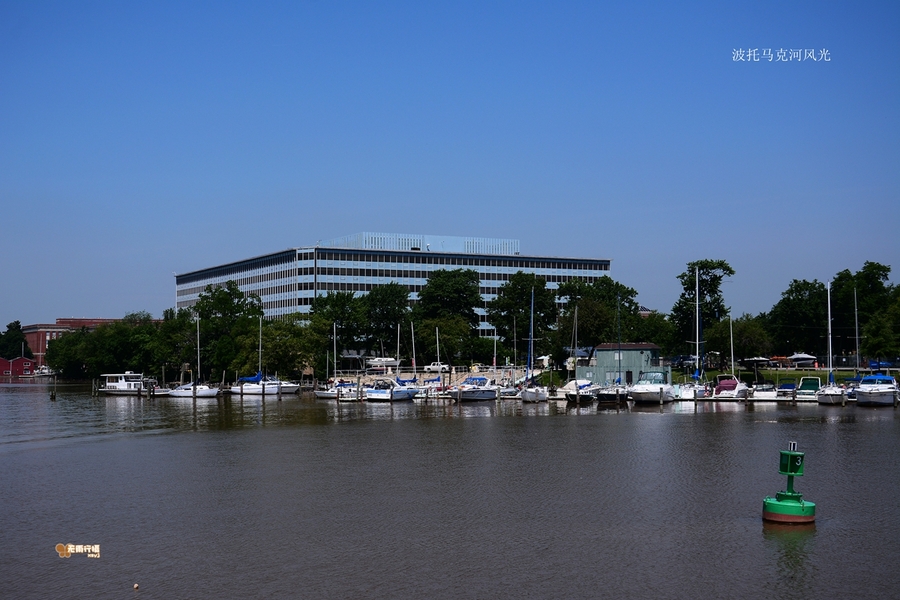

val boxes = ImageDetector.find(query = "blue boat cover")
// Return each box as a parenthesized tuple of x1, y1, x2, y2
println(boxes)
(237, 371, 262, 383)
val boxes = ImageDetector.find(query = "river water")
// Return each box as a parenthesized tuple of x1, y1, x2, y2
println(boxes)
(2, 382, 899, 599)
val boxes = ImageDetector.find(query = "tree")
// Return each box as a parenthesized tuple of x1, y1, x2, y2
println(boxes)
(194, 281, 264, 377)
(670, 260, 735, 355)
(765, 279, 827, 356)
(486, 272, 557, 357)
(555, 276, 640, 346)
(0, 321, 33, 359)
(706, 313, 772, 363)
(831, 262, 894, 356)
(361, 283, 410, 356)
(414, 269, 482, 329)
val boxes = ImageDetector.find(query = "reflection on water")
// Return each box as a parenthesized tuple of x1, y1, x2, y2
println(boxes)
(763, 522, 818, 596)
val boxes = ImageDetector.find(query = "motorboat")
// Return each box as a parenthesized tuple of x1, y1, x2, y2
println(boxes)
(315, 381, 365, 401)
(595, 384, 628, 403)
(750, 382, 778, 400)
(365, 357, 401, 369)
(451, 376, 499, 402)
(100, 372, 154, 395)
(711, 374, 750, 400)
(795, 377, 822, 401)
(229, 372, 299, 395)
(169, 382, 220, 398)
(776, 378, 797, 398)
(560, 379, 598, 402)
(365, 378, 418, 402)
(629, 371, 676, 403)
(855, 375, 898, 407)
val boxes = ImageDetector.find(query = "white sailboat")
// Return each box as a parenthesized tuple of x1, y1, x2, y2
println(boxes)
(521, 289, 548, 402)
(817, 281, 846, 405)
(170, 318, 220, 398)
(230, 317, 299, 395)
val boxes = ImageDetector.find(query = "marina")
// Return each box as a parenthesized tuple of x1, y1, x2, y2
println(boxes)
(3, 382, 900, 598)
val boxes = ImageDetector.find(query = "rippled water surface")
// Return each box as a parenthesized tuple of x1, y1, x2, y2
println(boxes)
(2, 382, 899, 599)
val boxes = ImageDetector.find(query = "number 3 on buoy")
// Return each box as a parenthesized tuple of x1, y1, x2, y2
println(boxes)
(795, 457, 802, 465)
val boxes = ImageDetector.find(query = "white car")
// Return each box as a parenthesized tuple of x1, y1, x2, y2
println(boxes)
(424, 362, 449, 373)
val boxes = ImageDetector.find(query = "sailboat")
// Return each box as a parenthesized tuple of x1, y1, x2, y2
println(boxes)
(170, 318, 220, 398)
(680, 267, 708, 400)
(316, 322, 363, 400)
(596, 295, 627, 403)
(520, 289, 548, 402)
(230, 317, 299, 395)
(817, 281, 846, 405)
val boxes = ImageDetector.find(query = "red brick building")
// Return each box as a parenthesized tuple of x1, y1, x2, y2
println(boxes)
(22, 319, 121, 367)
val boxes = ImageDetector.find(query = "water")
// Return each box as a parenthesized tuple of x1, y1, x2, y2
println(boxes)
(2, 383, 899, 599)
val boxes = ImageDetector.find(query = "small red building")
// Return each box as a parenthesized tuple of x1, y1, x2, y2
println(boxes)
(1, 356, 37, 377)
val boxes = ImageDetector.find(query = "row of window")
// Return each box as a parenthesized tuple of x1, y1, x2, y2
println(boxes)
(313, 251, 609, 270)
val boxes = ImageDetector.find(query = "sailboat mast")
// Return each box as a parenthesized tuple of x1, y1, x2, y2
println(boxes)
(827, 281, 833, 376)
(695, 266, 700, 366)
(527, 288, 534, 381)
(854, 287, 859, 373)
(197, 318, 201, 383)
(410, 322, 416, 374)
(258, 316, 262, 374)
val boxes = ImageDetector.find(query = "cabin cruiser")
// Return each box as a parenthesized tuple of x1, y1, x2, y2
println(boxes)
(99, 372, 169, 396)
(365, 378, 418, 402)
(855, 375, 898, 407)
(794, 377, 822, 401)
(711, 374, 750, 399)
(169, 382, 220, 398)
(451, 376, 499, 401)
(629, 371, 676, 403)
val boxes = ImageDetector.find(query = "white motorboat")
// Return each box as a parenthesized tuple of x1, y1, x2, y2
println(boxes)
(750, 383, 778, 400)
(99, 372, 160, 395)
(711, 374, 750, 399)
(795, 376, 822, 401)
(855, 375, 898, 407)
(365, 378, 418, 402)
(451, 376, 498, 402)
(315, 381, 365, 401)
(169, 383, 220, 398)
(365, 357, 401, 369)
(595, 385, 627, 403)
(629, 371, 676, 403)
(230, 373, 299, 395)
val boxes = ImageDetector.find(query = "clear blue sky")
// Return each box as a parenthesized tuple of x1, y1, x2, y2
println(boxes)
(1, 1, 897, 326)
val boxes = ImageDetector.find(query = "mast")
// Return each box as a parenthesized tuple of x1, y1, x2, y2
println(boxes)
(616, 294, 622, 385)
(854, 287, 859, 373)
(827, 281, 833, 383)
(526, 288, 534, 382)
(197, 318, 201, 383)
(258, 316, 262, 374)
(333, 322, 337, 380)
(695, 266, 700, 372)
(410, 322, 416, 374)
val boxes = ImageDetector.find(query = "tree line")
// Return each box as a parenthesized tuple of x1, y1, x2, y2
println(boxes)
(40, 260, 899, 381)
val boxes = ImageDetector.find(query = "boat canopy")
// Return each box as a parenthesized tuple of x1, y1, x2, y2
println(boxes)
(237, 371, 262, 383)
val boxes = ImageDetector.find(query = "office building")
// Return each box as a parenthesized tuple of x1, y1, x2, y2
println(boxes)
(175, 233, 611, 335)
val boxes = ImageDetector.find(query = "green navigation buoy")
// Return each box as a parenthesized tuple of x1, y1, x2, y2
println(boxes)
(762, 441, 816, 524)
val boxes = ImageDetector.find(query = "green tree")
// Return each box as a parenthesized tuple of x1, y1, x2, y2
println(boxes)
(46, 328, 90, 378)
(860, 312, 898, 362)
(831, 262, 894, 356)
(670, 260, 735, 356)
(0, 321, 33, 359)
(706, 313, 772, 364)
(486, 272, 557, 356)
(765, 279, 827, 356)
(194, 281, 264, 377)
(555, 276, 640, 346)
(414, 269, 482, 329)
(361, 282, 410, 356)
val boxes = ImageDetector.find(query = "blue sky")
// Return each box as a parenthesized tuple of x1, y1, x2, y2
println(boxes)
(1, 1, 897, 326)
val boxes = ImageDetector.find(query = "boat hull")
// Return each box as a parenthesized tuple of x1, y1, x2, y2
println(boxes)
(630, 385, 675, 403)
(855, 390, 896, 406)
